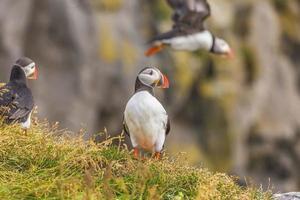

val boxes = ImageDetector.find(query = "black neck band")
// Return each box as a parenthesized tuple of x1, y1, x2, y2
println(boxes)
(210, 34, 216, 53)
(135, 78, 154, 95)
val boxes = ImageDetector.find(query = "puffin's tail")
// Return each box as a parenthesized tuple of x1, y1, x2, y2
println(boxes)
(145, 44, 165, 57)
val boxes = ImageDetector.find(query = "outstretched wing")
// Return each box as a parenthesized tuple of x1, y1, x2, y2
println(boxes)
(167, 0, 211, 31)
(148, 28, 183, 43)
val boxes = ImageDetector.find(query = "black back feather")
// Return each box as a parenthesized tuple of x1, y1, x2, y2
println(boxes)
(0, 66, 34, 123)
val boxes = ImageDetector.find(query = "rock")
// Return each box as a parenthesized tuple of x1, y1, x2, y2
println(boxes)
(232, 1, 300, 191)
(274, 192, 300, 200)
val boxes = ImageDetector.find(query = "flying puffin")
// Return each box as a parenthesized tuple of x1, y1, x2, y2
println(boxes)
(0, 57, 38, 133)
(145, 0, 233, 58)
(123, 67, 170, 159)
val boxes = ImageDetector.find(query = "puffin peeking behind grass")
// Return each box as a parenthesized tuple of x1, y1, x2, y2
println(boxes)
(145, 0, 233, 58)
(123, 67, 170, 159)
(0, 57, 38, 133)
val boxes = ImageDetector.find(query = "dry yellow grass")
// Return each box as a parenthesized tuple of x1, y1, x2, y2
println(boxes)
(0, 119, 272, 200)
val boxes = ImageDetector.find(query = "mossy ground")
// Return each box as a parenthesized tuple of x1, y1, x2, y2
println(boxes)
(0, 119, 272, 200)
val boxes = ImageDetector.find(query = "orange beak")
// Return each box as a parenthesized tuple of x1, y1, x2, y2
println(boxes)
(28, 66, 38, 80)
(159, 73, 169, 89)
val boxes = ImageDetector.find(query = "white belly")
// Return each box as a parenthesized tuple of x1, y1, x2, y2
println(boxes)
(162, 31, 213, 51)
(21, 112, 32, 129)
(124, 91, 168, 151)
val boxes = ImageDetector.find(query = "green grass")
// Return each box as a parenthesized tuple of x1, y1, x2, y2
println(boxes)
(0, 119, 272, 200)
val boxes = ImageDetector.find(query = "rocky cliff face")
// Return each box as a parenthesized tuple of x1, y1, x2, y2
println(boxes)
(0, 0, 299, 192)
(274, 192, 300, 200)
(231, 1, 300, 191)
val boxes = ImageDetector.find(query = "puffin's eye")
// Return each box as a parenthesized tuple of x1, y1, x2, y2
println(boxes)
(149, 70, 153, 75)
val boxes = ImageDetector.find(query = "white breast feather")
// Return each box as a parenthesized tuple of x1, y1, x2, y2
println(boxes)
(124, 91, 168, 151)
(21, 112, 32, 129)
(162, 31, 213, 51)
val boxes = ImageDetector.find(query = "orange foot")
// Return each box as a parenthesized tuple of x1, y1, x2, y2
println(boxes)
(145, 44, 165, 57)
(133, 148, 139, 159)
(153, 152, 161, 160)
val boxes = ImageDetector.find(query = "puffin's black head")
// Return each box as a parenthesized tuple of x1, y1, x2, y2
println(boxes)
(14, 57, 38, 80)
(135, 67, 169, 91)
(10, 66, 26, 82)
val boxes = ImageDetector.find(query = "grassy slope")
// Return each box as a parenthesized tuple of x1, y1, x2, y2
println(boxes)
(0, 120, 272, 200)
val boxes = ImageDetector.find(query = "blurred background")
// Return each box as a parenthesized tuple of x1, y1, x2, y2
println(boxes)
(0, 0, 299, 193)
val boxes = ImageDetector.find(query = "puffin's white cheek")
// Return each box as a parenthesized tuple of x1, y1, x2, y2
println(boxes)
(139, 74, 155, 85)
(153, 72, 161, 81)
(24, 67, 35, 77)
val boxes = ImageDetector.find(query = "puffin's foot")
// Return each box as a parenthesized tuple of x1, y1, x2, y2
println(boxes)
(133, 148, 139, 159)
(141, 153, 147, 161)
(145, 44, 165, 57)
(153, 152, 161, 160)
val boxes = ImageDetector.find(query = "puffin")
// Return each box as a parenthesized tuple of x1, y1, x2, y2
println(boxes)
(0, 57, 38, 133)
(145, 0, 233, 58)
(123, 67, 170, 159)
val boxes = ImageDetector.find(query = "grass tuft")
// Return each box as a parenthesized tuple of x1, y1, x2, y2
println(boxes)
(0, 119, 272, 199)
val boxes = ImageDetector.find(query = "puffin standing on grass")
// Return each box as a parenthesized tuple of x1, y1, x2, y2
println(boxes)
(145, 0, 233, 58)
(123, 67, 170, 159)
(0, 57, 38, 133)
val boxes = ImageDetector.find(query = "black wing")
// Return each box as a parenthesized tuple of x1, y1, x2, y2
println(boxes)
(167, 0, 187, 23)
(166, 117, 170, 136)
(148, 28, 185, 43)
(0, 83, 34, 123)
(167, 0, 211, 31)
